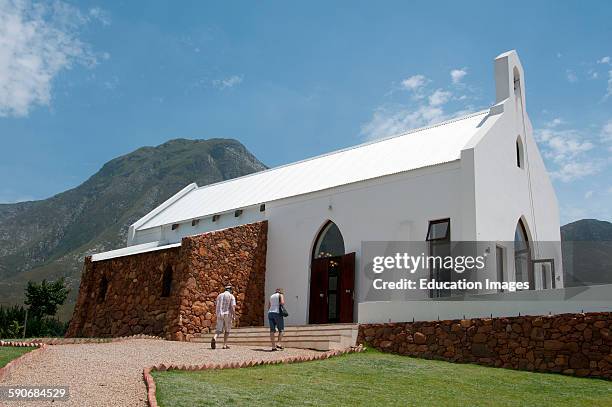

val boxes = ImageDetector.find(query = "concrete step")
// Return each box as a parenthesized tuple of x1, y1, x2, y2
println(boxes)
(196, 323, 358, 335)
(190, 337, 341, 351)
(195, 330, 353, 339)
(189, 323, 359, 351)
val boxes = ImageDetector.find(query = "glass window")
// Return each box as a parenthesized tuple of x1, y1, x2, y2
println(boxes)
(98, 276, 108, 303)
(427, 219, 451, 298)
(426, 219, 450, 241)
(514, 219, 530, 288)
(313, 221, 345, 259)
(161, 266, 173, 297)
(516, 136, 524, 169)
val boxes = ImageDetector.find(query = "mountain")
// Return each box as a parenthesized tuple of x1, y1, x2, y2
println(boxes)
(561, 219, 612, 286)
(0, 138, 267, 318)
(561, 219, 612, 241)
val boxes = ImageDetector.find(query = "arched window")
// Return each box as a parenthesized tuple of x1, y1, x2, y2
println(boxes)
(98, 275, 108, 303)
(312, 221, 345, 259)
(516, 136, 524, 169)
(514, 219, 531, 288)
(161, 266, 173, 297)
(513, 68, 522, 99)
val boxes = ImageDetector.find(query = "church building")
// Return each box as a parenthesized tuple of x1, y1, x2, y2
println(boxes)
(67, 51, 562, 340)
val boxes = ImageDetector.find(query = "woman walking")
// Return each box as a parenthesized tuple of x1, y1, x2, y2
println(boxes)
(267, 288, 285, 351)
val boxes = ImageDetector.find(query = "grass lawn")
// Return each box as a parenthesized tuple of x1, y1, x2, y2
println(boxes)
(0, 346, 35, 368)
(152, 349, 612, 407)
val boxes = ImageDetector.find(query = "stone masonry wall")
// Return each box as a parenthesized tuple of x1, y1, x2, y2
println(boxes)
(169, 221, 268, 341)
(66, 247, 182, 338)
(358, 312, 611, 380)
(66, 221, 267, 340)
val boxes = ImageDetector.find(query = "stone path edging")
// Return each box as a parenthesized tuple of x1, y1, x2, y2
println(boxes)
(2, 334, 164, 346)
(143, 344, 366, 407)
(0, 341, 47, 382)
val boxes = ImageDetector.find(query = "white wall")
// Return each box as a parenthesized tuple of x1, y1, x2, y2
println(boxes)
(358, 284, 612, 323)
(264, 162, 473, 325)
(465, 51, 563, 290)
(132, 204, 265, 245)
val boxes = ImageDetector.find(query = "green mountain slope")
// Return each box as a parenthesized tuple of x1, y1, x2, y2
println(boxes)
(0, 138, 266, 318)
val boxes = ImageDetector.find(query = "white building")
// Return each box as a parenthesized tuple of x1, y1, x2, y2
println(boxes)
(93, 50, 564, 325)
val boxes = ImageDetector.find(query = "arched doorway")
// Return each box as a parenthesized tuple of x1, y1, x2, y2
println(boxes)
(514, 218, 534, 289)
(309, 221, 355, 324)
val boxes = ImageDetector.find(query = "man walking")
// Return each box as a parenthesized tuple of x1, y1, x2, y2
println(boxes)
(211, 285, 236, 349)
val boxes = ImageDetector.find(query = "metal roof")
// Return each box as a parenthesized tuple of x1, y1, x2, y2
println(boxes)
(136, 111, 489, 231)
(91, 241, 181, 262)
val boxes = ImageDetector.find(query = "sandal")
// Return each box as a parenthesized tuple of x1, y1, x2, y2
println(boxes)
(276, 345, 284, 350)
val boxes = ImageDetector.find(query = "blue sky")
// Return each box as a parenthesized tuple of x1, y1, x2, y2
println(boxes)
(0, 0, 611, 224)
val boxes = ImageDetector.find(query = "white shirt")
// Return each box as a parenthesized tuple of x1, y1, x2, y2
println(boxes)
(215, 291, 236, 316)
(269, 292, 281, 314)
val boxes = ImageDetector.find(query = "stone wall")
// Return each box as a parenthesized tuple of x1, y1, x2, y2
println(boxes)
(171, 221, 268, 341)
(358, 312, 611, 380)
(67, 221, 267, 340)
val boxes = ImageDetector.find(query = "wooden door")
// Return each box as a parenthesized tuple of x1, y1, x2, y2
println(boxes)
(338, 252, 355, 323)
(309, 258, 328, 324)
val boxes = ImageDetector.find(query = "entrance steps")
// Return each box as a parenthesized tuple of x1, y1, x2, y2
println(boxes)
(190, 323, 359, 351)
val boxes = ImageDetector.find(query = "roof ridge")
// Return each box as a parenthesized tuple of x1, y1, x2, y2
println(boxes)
(191, 109, 489, 193)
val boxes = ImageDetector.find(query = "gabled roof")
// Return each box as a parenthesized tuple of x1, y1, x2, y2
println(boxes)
(136, 110, 489, 231)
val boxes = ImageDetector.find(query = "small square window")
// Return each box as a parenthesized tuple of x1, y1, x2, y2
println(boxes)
(259, 204, 266, 212)
(426, 219, 450, 241)
(234, 209, 243, 217)
(212, 214, 220, 222)
(171, 223, 180, 231)
(191, 219, 199, 227)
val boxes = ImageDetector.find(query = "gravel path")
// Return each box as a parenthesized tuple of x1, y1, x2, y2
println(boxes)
(1, 339, 321, 406)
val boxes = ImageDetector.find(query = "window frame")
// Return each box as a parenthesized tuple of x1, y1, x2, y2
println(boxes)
(161, 266, 173, 297)
(426, 218, 451, 242)
(516, 136, 525, 169)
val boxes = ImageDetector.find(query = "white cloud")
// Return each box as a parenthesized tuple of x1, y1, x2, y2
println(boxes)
(361, 64, 481, 140)
(601, 120, 612, 150)
(361, 88, 473, 140)
(551, 162, 600, 182)
(598, 56, 611, 65)
(535, 120, 605, 182)
(212, 74, 243, 90)
(450, 68, 467, 84)
(428, 89, 451, 106)
(0, 0, 98, 117)
(585, 190, 594, 199)
(546, 117, 564, 128)
(607, 70, 612, 98)
(401, 74, 427, 91)
(360, 104, 445, 140)
(566, 69, 578, 83)
(88, 7, 111, 26)
(536, 128, 594, 163)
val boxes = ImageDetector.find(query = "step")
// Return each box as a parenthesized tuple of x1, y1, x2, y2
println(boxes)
(189, 323, 359, 351)
(192, 323, 358, 335)
(194, 330, 353, 339)
(190, 337, 342, 351)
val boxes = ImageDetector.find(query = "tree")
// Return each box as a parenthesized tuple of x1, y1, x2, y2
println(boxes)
(24, 278, 69, 319)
